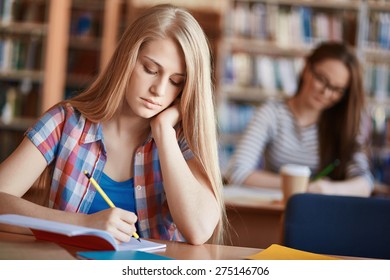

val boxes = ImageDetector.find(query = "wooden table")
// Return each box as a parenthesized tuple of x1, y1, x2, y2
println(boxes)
(0, 231, 261, 260)
(0, 230, 368, 260)
(224, 185, 285, 249)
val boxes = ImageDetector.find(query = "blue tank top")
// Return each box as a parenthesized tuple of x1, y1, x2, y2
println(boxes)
(88, 173, 136, 214)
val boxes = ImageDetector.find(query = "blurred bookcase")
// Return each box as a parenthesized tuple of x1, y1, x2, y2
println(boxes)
(0, 0, 127, 161)
(0, 0, 48, 161)
(65, 0, 127, 99)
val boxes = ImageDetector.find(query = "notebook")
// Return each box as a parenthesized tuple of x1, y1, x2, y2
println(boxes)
(0, 214, 166, 251)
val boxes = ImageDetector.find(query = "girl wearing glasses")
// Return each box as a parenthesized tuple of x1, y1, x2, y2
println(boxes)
(226, 42, 373, 197)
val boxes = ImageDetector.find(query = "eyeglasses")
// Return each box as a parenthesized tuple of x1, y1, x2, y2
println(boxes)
(309, 66, 347, 98)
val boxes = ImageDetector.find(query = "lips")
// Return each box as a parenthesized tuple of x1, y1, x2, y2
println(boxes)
(141, 98, 162, 109)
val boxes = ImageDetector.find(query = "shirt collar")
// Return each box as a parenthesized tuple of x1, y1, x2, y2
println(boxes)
(80, 120, 103, 144)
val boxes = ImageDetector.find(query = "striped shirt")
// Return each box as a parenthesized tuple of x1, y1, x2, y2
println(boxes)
(226, 99, 373, 188)
(27, 104, 193, 241)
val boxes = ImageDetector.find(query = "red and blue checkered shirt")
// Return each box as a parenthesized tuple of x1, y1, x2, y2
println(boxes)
(26, 104, 193, 241)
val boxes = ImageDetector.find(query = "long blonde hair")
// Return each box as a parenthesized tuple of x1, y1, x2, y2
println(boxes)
(65, 4, 226, 244)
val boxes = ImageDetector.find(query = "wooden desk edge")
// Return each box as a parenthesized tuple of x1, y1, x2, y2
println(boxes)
(0, 231, 373, 260)
(0, 231, 261, 260)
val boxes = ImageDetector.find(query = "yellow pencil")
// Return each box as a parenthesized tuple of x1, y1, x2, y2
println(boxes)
(84, 170, 141, 242)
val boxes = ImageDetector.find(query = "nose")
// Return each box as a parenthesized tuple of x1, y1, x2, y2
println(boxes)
(150, 77, 168, 97)
(320, 86, 334, 98)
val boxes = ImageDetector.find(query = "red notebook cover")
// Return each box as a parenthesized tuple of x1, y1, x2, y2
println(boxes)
(31, 229, 116, 250)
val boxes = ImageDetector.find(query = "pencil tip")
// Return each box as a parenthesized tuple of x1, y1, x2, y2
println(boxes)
(138, 238, 141, 243)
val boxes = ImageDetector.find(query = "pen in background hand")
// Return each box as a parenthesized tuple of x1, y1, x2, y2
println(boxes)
(84, 170, 141, 242)
(312, 159, 340, 181)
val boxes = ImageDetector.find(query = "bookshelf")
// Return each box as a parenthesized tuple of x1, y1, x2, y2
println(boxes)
(0, 0, 48, 160)
(0, 0, 48, 114)
(0, 0, 126, 161)
(363, 1, 390, 186)
(64, 0, 126, 100)
(217, 0, 390, 185)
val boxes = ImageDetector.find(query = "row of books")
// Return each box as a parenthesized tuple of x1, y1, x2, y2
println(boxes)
(0, 85, 17, 124)
(364, 61, 390, 100)
(70, 9, 103, 40)
(370, 104, 390, 184)
(0, 0, 44, 24)
(223, 52, 304, 96)
(218, 101, 255, 135)
(218, 141, 234, 175)
(0, 0, 16, 24)
(371, 147, 390, 185)
(0, 84, 37, 124)
(0, 37, 41, 73)
(218, 101, 253, 171)
(366, 11, 390, 50)
(222, 51, 390, 100)
(217, 102, 251, 171)
(225, 2, 355, 47)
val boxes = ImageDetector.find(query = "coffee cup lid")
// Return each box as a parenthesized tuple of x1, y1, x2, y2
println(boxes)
(280, 164, 311, 176)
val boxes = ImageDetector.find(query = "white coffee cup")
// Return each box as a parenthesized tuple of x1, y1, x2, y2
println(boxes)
(280, 164, 311, 204)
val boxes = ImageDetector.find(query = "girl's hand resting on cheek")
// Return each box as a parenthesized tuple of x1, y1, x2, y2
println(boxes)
(150, 102, 182, 134)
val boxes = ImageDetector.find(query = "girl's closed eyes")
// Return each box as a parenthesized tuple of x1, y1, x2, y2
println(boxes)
(142, 63, 185, 88)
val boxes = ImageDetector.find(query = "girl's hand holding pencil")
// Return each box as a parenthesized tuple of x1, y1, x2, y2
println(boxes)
(312, 159, 340, 181)
(84, 171, 141, 243)
(307, 178, 334, 195)
(86, 208, 139, 244)
(307, 160, 340, 194)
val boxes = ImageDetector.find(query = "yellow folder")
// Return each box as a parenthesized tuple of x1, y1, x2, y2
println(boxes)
(247, 244, 339, 260)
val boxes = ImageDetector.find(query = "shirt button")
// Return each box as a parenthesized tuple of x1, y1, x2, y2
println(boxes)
(136, 185, 142, 190)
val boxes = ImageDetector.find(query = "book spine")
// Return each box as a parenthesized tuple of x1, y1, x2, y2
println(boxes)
(0, 38, 12, 72)
(300, 7, 313, 46)
(1, 0, 16, 24)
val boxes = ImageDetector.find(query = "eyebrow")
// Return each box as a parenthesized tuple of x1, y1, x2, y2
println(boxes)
(315, 69, 347, 89)
(143, 56, 186, 77)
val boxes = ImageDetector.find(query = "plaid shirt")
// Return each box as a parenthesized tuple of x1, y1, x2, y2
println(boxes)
(26, 104, 193, 241)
